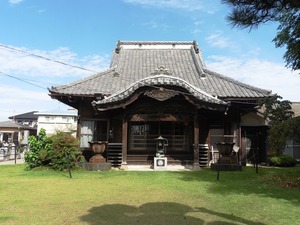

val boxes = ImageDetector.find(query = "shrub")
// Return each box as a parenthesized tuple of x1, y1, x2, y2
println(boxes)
(269, 154, 297, 167)
(49, 132, 84, 171)
(24, 151, 42, 169)
(25, 129, 52, 169)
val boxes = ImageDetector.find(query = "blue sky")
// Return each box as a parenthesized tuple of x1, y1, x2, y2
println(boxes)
(0, 0, 299, 121)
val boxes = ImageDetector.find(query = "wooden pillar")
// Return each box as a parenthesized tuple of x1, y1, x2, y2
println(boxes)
(238, 123, 242, 164)
(121, 115, 128, 169)
(193, 113, 200, 170)
(76, 117, 81, 140)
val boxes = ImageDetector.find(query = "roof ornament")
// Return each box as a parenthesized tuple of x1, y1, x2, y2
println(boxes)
(151, 66, 172, 76)
(115, 40, 121, 54)
(113, 71, 120, 77)
(193, 40, 199, 54)
(200, 72, 206, 79)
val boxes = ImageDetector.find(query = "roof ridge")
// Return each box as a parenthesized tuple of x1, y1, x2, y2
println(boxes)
(118, 40, 194, 45)
(190, 46, 205, 77)
(115, 40, 201, 56)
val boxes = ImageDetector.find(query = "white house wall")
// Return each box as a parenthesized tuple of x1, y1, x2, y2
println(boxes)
(37, 115, 77, 136)
(284, 135, 300, 160)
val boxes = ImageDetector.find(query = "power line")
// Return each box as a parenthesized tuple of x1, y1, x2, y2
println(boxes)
(0, 71, 47, 90)
(0, 43, 100, 73)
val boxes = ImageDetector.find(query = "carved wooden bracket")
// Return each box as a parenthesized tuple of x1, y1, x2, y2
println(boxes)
(144, 89, 179, 101)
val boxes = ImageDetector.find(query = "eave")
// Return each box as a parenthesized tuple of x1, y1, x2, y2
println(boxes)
(92, 74, 229, 112)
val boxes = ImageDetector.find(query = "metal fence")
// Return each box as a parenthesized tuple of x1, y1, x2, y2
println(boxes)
(0, 143, 27, 162)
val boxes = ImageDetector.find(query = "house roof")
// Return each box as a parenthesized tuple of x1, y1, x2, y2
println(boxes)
(8, 111, 38, 120)
(34, 109, 77, 116)
(50, 41, 272, 106)
(0, 121, 36, 130)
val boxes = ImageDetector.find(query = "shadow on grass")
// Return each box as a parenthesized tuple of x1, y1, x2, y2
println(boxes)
(175, 167, 300, 205)
(80, 202, 265, 225)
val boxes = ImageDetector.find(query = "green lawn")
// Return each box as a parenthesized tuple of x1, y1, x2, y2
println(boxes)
(0, 165, 299, 225)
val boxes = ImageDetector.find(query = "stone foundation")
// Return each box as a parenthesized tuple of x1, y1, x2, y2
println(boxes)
(89, 154, 106, 163)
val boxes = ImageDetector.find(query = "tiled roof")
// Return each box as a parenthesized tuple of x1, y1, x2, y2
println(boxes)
(0, 121, 36, 130)
(8, 111, 38, 120)
(50, 41, 272, 102)
(93, 74, 227, 110)
(34, 109, 77, 116)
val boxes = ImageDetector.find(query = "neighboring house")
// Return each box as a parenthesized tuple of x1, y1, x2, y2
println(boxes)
(0, 109, 78, 147)
(0, 120, 36, 145)
(8, 111, 38, 128)
(34, 110, 78, 136)
(0, 111, 38, 145)
(49, 41, 272, 168)
(283, 102, 300, 160)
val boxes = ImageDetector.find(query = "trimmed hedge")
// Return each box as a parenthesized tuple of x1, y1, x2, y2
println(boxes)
(269, 154, 297, 167)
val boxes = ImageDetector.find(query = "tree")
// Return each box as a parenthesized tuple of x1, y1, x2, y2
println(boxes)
(261, 94, 294, 125)
(222, 0, 300, 71)
(267, 116, 300, 156)
(259, 95, 297, 156)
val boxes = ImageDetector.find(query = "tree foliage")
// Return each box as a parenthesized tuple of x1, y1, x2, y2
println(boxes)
(267, 116, 300, 156)
(49, 132, 84, 171)
(260, 95, 299, 156)
(25, 129, 84, 171)
(261, 94, 294, 125)
(222, 0, 300, 71)
(25, 128, 52, 169)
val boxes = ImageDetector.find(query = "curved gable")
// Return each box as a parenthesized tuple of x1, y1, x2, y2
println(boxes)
(92, 74, 228, 111)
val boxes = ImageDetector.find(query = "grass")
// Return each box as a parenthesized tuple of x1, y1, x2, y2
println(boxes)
(0, 165, 299, 225)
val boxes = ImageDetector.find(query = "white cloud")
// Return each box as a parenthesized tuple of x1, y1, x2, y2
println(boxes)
(192, 28, 202, 35)
(9, 0, 23, 4)
(206, 32, 232, 49)
(0, 84, 68, 121)
(142, 20, 171, 30)
(0, 44, 110, 121)
(124, 0, 210, 12)
(37, 9, 46, 14)
(0, 85, 48, 104)
(206, 55, 300, 102)
(0, 45, 110, 81)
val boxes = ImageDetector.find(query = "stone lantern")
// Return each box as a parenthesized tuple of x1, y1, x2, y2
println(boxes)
(155, 136, 168, 158)
(154, 136, 168, 170)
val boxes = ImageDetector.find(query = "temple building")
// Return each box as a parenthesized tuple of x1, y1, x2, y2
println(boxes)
(49, 41, 272, 169)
